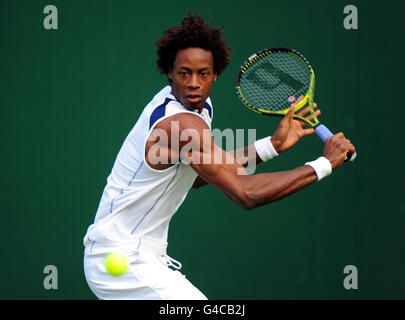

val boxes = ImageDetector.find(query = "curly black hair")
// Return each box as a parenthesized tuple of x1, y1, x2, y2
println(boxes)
(153, 12, 231, 78)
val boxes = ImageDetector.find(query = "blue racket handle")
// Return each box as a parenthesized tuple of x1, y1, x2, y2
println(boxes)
(315, 124, 357, 162)
(315, 124, 333, 142)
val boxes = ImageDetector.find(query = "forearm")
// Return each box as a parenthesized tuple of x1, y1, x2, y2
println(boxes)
(193, 138, 280, 189)
(231, 136, 282, 168)
(193, 144, 265, 189)
(239, 165, 318, 209)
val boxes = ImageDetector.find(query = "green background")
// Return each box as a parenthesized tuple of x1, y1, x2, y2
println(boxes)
(1, 0, 404, 299)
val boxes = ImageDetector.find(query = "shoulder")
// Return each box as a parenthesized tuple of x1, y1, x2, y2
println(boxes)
(156, 112, 210, 134)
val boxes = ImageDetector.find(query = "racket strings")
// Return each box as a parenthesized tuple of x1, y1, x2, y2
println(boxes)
(239, 52, 311, 112)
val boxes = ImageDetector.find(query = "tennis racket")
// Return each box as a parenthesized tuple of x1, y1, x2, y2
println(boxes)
(235, 47, 356, 161)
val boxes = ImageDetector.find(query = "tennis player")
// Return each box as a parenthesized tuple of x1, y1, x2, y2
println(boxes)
(83, 13, 356, 300)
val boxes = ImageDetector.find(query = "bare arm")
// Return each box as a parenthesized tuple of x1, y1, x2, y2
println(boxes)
(175, 113, 354, 210)
(192, 99, 322, 189)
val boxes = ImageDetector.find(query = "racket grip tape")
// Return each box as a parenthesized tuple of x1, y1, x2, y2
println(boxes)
(314, 124, 356, 162)
(314, 124, 333, 142)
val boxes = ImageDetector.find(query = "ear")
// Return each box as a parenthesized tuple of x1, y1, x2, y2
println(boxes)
(213, 73, 218, 82)
(168, 70, 173, 81)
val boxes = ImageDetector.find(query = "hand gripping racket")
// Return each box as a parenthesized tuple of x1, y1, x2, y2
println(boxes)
(235, 47, 356, 161)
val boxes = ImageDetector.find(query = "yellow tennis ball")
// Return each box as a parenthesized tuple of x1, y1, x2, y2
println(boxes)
(104, 252, 128, 276)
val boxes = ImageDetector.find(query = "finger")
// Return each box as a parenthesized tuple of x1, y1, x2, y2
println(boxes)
(292, 95, 305, 107)
(296, 104, 318, 118)
(301, 128, 315, 136)
(343, 142, 354, 152)
(334, 132, 345, 139)
(289, 96, 304, 113)
(293, 110, 321, 127)
(346, 142, 355, 152)
(302, 109, 321, 123)
(296, 106, 310, 117)
(286, 102, 295, 118)
(339, 140, 355, 156)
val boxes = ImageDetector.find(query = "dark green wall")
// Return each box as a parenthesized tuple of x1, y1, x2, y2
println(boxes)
(1, 0, 404, 299)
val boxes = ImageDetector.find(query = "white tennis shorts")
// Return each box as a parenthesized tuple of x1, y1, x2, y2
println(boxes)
(83, 236, 207, 300)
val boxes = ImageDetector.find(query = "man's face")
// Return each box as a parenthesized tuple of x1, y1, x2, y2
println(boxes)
(169, 47, 217, 112)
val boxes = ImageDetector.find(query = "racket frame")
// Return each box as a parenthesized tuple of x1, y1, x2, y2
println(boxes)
(235, 47, 356, 161)
(235, 47, 319, 128)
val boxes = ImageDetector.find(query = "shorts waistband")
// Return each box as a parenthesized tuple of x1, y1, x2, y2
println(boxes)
(84, 235, 168, 256)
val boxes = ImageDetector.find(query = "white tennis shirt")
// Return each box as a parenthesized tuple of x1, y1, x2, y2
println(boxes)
(83, 86, 213, 249)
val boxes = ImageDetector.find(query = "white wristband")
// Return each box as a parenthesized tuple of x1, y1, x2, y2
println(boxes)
(254, 136, 279, 162)
(305, 156, 332, 181)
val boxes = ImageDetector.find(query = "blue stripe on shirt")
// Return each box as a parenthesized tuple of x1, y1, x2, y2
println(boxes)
(149, 98, 173, 129)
